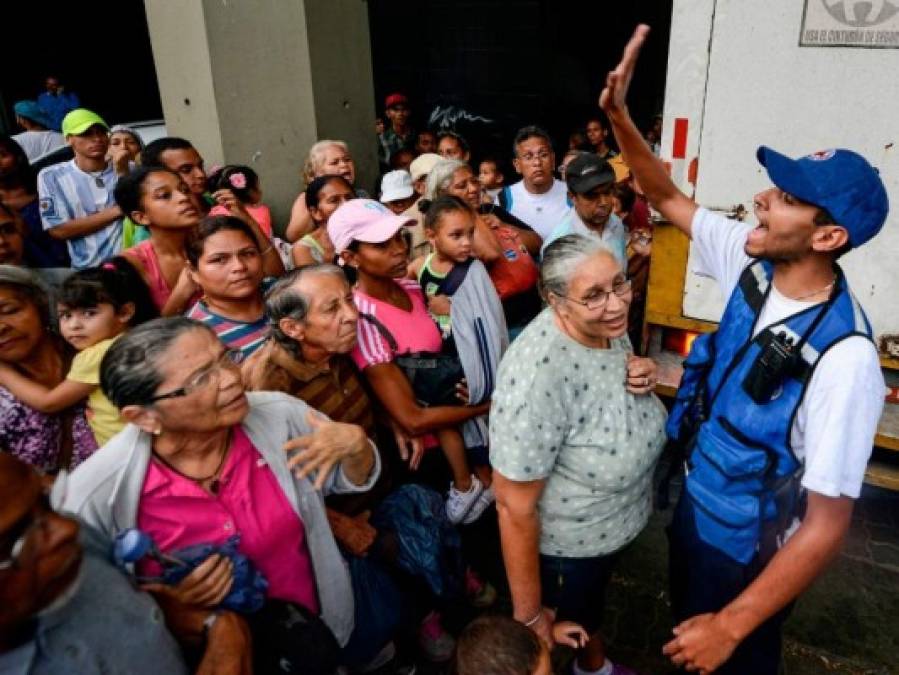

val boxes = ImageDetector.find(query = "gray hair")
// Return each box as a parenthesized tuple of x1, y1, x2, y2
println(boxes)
(423, 158, 469, 200)
(304, 140, 350, 183)
(0, 265, 50, 325)
(539, 234, 617, 300)
(100, 317, 211, 408)
(264, 264, 348, 354)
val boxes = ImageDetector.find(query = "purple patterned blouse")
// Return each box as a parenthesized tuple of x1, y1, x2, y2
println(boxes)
(0, 385, 98, 473)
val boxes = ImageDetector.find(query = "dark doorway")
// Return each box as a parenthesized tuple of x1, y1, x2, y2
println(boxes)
(368, 1, 672, 163)
(1, 1, 162, 134)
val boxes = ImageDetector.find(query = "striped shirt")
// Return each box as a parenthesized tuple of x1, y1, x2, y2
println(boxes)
(37, 160, 123, 268)
(186, 300, 269, 358)
(241, 340, 375, 437)
(240, 340, 388, 514)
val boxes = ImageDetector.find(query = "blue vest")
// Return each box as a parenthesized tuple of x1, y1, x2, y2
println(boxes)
(667, 261, 872, 564)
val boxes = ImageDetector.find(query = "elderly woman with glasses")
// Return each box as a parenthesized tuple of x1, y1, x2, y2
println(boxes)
(62, 316, 380, 664)
(491, 234, 666, 675)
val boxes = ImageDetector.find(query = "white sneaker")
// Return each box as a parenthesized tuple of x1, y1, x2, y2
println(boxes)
(462, 482, 495, 524)
(445, 474, 484, 524)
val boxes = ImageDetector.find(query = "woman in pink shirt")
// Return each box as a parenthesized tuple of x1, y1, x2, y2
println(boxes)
(114, 166, 202, 315)
(328, 200, 491, 509)
(64, 317, 379, 672)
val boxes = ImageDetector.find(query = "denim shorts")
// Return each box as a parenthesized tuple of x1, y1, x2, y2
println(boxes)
(539, 551, 620, 634)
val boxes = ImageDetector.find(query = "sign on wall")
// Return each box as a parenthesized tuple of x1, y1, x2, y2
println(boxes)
(801, 0, 899, 47)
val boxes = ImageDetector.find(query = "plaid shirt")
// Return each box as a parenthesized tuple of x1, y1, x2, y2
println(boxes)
(378, 126, 415, 167)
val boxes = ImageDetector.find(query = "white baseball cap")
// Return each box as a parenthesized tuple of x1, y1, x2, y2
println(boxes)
(379, 170, 414, 203)
(408, 153, 442, 182)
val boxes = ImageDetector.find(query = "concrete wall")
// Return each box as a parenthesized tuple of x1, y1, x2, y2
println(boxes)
(142, 1, 224, 162)
(304, 0, 379, 190)
(143, 0, 378, 232)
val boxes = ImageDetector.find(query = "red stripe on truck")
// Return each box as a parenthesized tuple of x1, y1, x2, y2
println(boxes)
(672, 118, 688, 159)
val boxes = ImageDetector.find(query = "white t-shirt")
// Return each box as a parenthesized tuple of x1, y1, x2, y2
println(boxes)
(500, 178, 571, 241)
(691, 207, 884, 498)
(12, 130, 65, 162)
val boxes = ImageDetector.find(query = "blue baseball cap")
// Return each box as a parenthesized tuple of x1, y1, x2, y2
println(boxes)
(13, 100, 52, 129)
(757, 146, 889, 248)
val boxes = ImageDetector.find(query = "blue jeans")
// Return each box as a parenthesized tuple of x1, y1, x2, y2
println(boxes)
(539, 551, 619, 634)
(668, 493, 792, 674)
(340, 555, 402, 668)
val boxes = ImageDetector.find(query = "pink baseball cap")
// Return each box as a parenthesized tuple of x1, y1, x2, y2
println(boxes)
(327, 199, 414, 254)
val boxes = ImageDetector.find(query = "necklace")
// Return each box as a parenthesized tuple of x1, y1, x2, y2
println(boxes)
(788, 276, 836, 302)
(152, 430, 232, 494)
(80, 166, 106, 188)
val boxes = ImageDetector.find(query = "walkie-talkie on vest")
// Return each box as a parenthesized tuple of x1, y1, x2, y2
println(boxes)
(742, 331, 799, 404)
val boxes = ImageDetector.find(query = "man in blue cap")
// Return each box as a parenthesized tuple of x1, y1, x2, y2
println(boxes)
(11, 101, 65, 163)
(599, 26, 887, 674)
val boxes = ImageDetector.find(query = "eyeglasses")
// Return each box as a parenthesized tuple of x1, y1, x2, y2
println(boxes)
(148, 348, 244, 403)
(556, 279, 633, 311)
(0, 493, 52, 571)
(519, 151, 552, 163)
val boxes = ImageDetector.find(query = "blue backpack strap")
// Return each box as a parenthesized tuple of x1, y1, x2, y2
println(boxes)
(499, 185, 513, 211)
(438, 258, 473, 296)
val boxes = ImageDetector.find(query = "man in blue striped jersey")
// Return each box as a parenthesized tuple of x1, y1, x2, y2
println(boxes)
(37, 109, 128, 269)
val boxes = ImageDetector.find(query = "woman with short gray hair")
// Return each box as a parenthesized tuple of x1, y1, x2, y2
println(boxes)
(65, 315, 380, 670)
(423, 158, 470, 200)
(241, 264, 374, 435)
(285, 140, 368, 242)
(490, 234, 666, 675)
(264, 265, 348, 353)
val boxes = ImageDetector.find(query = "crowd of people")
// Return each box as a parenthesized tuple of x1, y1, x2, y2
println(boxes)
(0, 24, 889, 675)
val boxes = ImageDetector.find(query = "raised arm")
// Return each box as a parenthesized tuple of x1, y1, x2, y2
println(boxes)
(600, 25, 698, 237)
(472, 217, 503, 262)
(211, 189, 285, 277)
(285, 192, 314, 242)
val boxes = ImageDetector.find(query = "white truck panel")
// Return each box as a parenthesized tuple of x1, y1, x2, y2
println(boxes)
(665, 0, 899, 341)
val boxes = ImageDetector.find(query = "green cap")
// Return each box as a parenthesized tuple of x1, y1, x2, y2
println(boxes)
(61, 108, 109, 137)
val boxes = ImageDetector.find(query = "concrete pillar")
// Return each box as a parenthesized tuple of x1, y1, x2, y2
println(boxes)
(143, 0, 378, 231)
